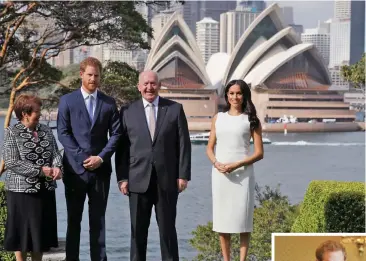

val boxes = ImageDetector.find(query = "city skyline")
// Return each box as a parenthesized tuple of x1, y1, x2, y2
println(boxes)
(266, 0, 366, 50)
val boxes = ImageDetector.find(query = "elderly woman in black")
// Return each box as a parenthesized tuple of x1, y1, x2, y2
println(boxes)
(1, 94, 63, 261)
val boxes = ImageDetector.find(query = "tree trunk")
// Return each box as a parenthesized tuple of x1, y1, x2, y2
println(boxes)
(0, 88, 16, 175)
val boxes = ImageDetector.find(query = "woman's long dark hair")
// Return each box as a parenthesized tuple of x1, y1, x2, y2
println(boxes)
(224, 79, 260, 131)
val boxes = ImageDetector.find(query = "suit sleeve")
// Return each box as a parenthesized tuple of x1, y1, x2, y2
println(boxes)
(49, 128, 64, 175)
(97, 99, 122, 161)
(115, 106, 129, 182)
(177, 104, 191, 180)
(57, 96, 89, 166)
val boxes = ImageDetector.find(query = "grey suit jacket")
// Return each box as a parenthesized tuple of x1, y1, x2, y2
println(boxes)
(115, 97, 191, 193)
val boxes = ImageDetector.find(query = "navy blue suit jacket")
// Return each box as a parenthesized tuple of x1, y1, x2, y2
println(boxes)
(57, 89, 121, 175)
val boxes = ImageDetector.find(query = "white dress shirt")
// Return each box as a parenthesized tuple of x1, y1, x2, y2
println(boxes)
(81, 87, 97, 117)
(80, 87, 103, 163)
(142, 96, 159, 127)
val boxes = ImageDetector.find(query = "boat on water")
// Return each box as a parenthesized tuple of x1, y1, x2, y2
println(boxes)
(190, 132, 272, 145)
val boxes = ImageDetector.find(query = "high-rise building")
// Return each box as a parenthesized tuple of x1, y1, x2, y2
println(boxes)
(328, 0, 365, 89)
(196, 17, 219, 64)
(329, 65, 350, 89)
(331, 0, 364, 65)
(334, 0, 351, 19)
(220, 9, 259, 54)
(90, 44, 146, 71)
(301, 21, 330, 65)
(237, 1, 266, 13)
(349, 0, 365, 65)
(280, 6, 294, 25)
(289, 24, 304, 38)
(328, 0, 364, 89)
(329, 19, 351, 67)
(182, 1, 237, 36)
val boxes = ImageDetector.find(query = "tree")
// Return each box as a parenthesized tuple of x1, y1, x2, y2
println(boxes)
(189, 184, 300, 261)
(341, 53, 365, 92)
(57, 60, 141, 107)
(0, 0, 181, 173)
(0, 1, 153, 128)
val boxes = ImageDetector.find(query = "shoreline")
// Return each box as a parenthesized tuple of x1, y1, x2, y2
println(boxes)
(0, 110, 364, 133)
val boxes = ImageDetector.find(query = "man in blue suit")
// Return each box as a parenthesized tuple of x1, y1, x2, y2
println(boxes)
(57, 57, 121, 261)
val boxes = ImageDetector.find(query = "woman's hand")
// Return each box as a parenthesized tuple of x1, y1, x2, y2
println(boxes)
(42, 166, 53, 178)
(214, 161, 227, 173)
(223, 162, 242, 174)
(52, 167, 62, 180)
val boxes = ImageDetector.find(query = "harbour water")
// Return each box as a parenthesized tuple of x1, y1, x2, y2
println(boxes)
(0, 117, 364, 260)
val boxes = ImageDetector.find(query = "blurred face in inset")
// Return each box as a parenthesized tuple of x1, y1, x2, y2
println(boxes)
(80, 65, 100, 93)
(227, 84, 243, 109)
(22, 104, 41, 129)
(138, 71, 160, 103)
(321, 250, 345, 261)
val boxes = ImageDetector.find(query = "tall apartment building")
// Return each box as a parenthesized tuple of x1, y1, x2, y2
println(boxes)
(349, 0, 365, 65)
(280, 6, 294, 25)
(334, 0, 351, 20)
(182, 1, 237, 36)
(329, 0, 365, 89)
(329, 19, 351, 67)
(237, 1, 266, 13)
(220, 8, 259, 54)
(89, 44, 146, 71)
(330, 0, 365, 66)
(196, 17, 219, 64)
(301, 21, 330, 66)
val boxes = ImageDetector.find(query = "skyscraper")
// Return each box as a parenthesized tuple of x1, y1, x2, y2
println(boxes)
(328, 0, 365, 89)
(301, 21, 330, 66)
(329, 0, 365, 66)
(280, 6, 294, 25)
(334, 0, 351, 19)
(237, 0, 266, 13)
(220, 9, 259, 54)
(196, 17, 219, 64)
(182, 1, 237, 36)
(349, 0, 365, 64)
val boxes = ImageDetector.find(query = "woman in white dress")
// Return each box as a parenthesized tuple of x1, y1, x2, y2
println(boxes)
(206, 79, 264, 261)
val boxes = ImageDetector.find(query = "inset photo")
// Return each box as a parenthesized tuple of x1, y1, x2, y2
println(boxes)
(272, 233, 366, 261)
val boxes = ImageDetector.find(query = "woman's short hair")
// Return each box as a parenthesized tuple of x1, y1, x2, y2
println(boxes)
(80, 57, 102, 74)
(316, 240, 346, 261)
(13, 94, 42, 120)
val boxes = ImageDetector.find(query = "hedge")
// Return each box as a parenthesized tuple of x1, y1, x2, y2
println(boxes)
(0, 182, 15, 261)
(291, 180, 365, 233)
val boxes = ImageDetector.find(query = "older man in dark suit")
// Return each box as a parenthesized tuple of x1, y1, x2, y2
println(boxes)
(115, 70, 191, 261)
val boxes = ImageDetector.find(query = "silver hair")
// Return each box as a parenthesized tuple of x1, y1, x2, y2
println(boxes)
(139, 70, 160, 83)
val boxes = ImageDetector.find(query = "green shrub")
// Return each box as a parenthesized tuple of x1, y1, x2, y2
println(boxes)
(189, 184, 300, 261)
(0, 182, 15, 261)
(291, 180, 365, 233)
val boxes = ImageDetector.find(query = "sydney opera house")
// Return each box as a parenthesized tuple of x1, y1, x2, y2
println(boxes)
(145, 3, 358, 131)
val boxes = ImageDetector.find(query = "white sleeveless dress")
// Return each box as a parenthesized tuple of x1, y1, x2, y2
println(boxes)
(212, 112, 255, 233)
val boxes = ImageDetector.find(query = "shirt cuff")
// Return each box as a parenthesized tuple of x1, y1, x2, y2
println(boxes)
(97, 156, 103, 163)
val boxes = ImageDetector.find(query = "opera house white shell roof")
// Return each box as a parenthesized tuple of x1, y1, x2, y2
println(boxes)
(145, 3, 331, 96)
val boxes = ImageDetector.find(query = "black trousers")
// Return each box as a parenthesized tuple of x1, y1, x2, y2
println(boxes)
(63, 172, 110, 261)
(129, 169, 179, 261)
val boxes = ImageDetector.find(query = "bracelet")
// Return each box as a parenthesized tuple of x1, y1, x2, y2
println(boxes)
(213, 159, 217, 165)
